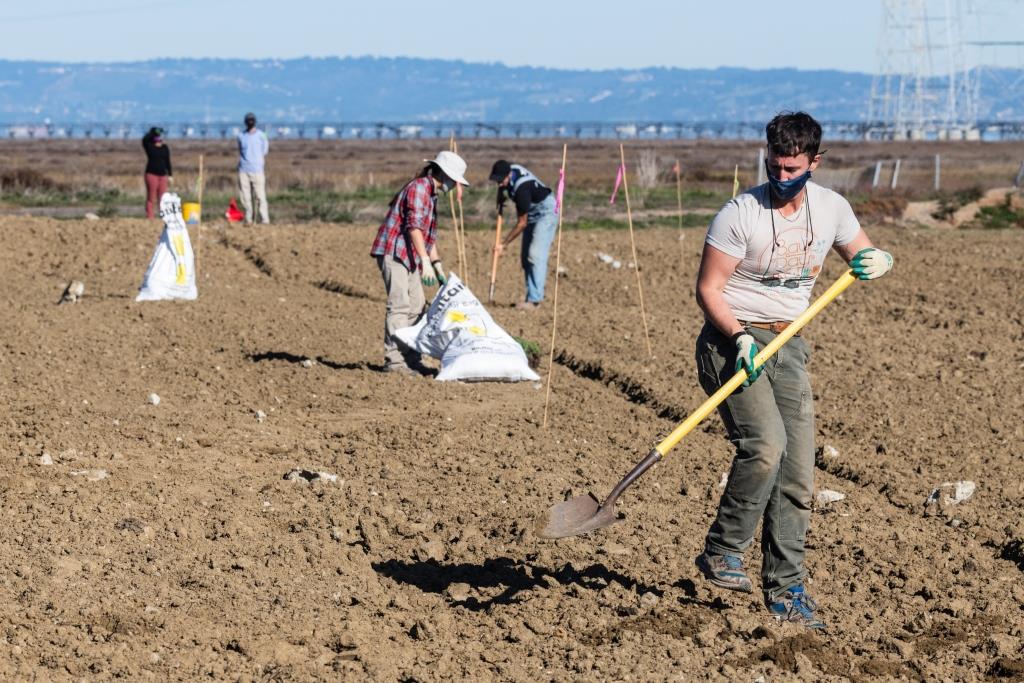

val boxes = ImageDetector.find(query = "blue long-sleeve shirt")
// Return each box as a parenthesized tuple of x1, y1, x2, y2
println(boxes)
(237, 129, 269, 173)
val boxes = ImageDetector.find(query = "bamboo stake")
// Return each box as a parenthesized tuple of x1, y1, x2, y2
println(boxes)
(488, 213, 503, 303)
(450, 135, 469, 283)
(195, 154, 204, 281)
(542, 144, 568, 429)
(675, 158, 683, 232)
(675, 158, 686, 265)
(447, 134, 465, 279)
(619, 144, 653, 359)
(456, 181, 469, 287)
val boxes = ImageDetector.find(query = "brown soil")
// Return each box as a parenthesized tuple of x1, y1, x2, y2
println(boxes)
(2, 213, 1023, 681)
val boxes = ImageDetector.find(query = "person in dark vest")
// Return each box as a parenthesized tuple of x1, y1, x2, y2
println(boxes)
(142, 127, 172, 219)
(489, 160, 558, 310)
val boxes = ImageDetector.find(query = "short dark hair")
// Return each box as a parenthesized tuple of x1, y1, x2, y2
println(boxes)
(489, 160, 512, 183)
(765, 112, 821, 159)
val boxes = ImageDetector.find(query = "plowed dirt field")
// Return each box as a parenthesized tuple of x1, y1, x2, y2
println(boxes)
(2, 214, 1022, 681)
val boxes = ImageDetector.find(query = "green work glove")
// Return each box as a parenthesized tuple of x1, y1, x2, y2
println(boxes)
(850, 247, 893, 280)
(431, 260, 447, 286)
(732, 332, 763, 387)
(420, 261, 437, 287)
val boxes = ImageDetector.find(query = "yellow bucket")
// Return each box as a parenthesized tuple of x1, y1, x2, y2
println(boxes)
(182, 202, 201, 224)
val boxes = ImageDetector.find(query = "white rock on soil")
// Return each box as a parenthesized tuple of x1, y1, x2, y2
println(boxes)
(255, 409, 267, 423)
(300, 359, 315, 368)
(815, 489, 846, 505)
(719, 472, 729, 488)
(148, 393, 160, 406)
(824, 444, 840, 458)
(84, 212, 100, 221)
(39, 453, 54, 466)
(284, 469, 339, 484)
(925, 480, 976, 507)
(59, 280, 85, 304)
(950, 480, 976, 504)
(70, 469, 108, 482)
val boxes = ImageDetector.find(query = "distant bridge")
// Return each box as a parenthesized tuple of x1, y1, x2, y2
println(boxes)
(2, 120, 1023, 141)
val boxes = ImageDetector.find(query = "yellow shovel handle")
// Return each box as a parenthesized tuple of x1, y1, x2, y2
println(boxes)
(654, 270, 857, 457)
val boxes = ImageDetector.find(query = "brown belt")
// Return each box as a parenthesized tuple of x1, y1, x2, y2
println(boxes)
(741, 320, 799, 335)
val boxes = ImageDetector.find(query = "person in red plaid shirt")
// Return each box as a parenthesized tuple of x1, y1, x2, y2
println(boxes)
(371, 151, 469, 374)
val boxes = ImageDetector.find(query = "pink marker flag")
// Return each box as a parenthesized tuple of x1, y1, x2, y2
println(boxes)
(609, 163, 625, 204)
(555, 168, 565, 215)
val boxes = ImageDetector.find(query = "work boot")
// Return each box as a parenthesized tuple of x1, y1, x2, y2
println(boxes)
(515, 300, 540, 311)
(694, 552, 753, 593)
(766, 585, 826, 629)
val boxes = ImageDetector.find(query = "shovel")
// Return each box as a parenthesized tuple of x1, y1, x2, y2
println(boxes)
(535, 270, 857, 539)
(488, 213, 503, 303)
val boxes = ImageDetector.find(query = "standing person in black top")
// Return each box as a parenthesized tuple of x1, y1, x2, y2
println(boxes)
(142, 127, 173, 219)
(490, 160, 558, 309)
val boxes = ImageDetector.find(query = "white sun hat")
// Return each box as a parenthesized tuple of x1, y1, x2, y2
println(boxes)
(424, 150, 470, 186)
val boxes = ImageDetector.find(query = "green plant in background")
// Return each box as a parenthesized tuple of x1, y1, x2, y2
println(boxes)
(513, 336, 542, 370)
(95, 189, 121, 218)
(567, 213, 710, 231)
(96, 201, 118, 218)
(969, 194, 1024, 229)
(932, 186, 983, 221)
(298, 198, 355, 223)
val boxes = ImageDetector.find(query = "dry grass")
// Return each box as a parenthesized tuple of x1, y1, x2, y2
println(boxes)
(0, 138, 1021, 225)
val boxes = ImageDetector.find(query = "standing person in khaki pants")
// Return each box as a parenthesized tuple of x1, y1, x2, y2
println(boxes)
(237, 112, 269, 224)
(369, 151, 469, 374)
(692, 111, 893, 629)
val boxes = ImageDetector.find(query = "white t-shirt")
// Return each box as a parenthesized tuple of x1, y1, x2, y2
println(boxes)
(704, 181, 861, 322)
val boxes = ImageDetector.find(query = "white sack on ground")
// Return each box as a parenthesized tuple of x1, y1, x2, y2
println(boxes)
(395, 274, 540, 382)
(136, 192, 198, 302)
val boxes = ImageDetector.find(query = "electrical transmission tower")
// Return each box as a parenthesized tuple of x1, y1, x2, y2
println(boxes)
(868, 0, 980, 140)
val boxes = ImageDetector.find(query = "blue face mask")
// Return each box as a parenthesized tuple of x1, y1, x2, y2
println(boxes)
(766, 162, 811, 201)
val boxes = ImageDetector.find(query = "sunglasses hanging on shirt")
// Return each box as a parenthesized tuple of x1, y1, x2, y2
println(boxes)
(760, 178, 815, 287)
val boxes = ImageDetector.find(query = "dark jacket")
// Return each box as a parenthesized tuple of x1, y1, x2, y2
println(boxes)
(142, 132, 172, 176)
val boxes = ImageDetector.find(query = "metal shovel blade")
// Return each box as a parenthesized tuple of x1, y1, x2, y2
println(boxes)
(534, 492, 622, 539)
(534, 449, 662, 539)
(533, 274, 859, 542)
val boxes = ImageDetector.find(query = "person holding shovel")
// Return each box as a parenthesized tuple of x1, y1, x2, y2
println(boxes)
(692, 111, 893, 629)
(489, 160, 558, 310)
(370, 151, 469, 375)
(142, 127, 172, 219)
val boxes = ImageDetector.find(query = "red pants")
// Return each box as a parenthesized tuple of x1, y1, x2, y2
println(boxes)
(144, 173, 169, 218)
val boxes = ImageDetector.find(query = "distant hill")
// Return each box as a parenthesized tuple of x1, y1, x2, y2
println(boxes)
(0, 56, 1020, 123)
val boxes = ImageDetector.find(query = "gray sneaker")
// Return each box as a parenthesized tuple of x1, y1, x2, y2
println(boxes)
(695, 552, 753, 593)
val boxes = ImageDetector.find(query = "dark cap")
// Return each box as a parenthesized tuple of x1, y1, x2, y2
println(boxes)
(244, 112, 257, 125)
(489, 160, 512, 183)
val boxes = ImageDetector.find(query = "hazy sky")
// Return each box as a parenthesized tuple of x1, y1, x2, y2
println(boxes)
(1, 0, 1022, 72)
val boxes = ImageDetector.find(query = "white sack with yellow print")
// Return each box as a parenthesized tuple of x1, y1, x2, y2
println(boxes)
(395, 274, 539, 382)
(136, 192, 198, 302)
